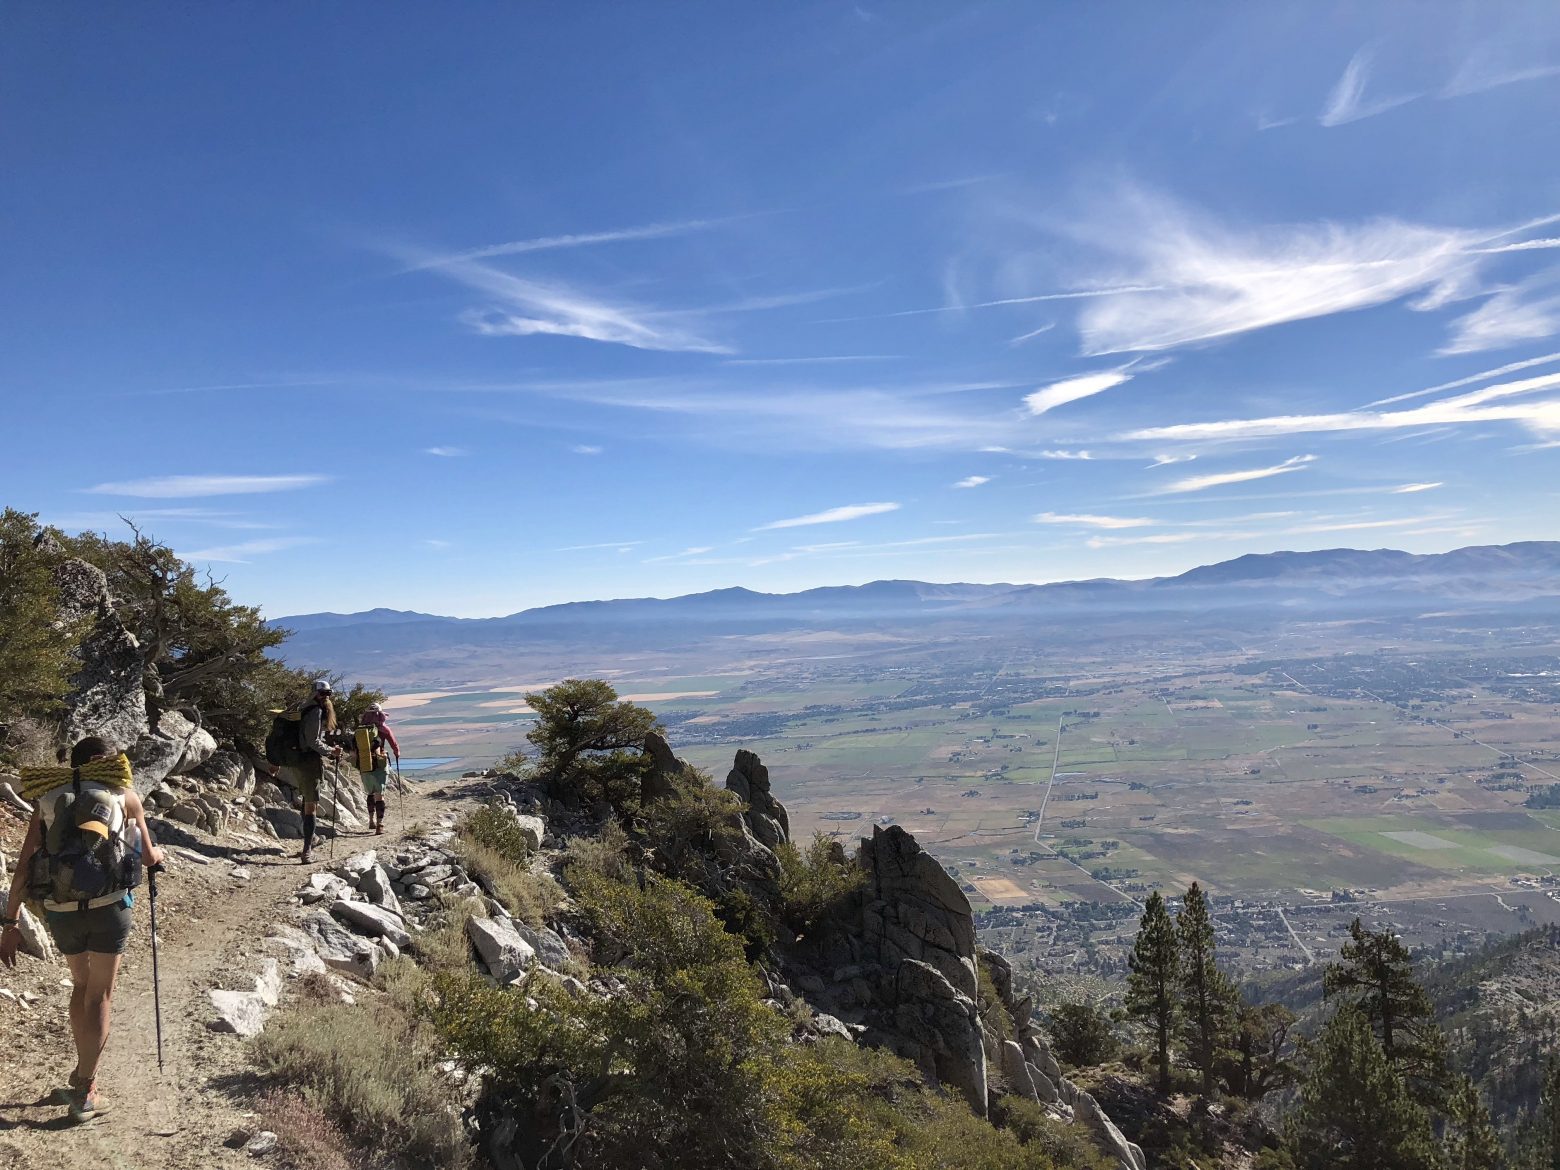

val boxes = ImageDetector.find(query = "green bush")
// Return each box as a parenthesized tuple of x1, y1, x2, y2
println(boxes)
(460, 803, 534, 860)
(999, 1095, 1117, 1170)
(1047, 1001, 1121, 1068)
(776, 833, 864, 933)
(565, 819, 635, 883)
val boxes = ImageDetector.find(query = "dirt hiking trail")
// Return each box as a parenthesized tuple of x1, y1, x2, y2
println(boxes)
(0, 782, 470, 1170)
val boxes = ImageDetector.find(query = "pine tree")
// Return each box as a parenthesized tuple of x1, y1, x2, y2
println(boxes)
(1289, 1006, 1441, 1170)
(1445, 1075, 1504, 1170)
(1324, 917, 1453, 1110)
(0, 510, 81, 758)
(1227, 1000, 1297, 1100)
(1176, 882, 1237, 1097)
(1126, 890, 1179, 1093)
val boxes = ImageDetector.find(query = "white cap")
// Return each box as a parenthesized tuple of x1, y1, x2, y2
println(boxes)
(312, 679, 332, 692)
(366, 702, 383, 714)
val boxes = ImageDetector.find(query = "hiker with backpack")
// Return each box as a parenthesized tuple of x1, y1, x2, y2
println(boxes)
(0, 736, 166, 1123)
(263, 681, 341, 864)
(354, 703, 399, 835)
(295, 680, 341, 864)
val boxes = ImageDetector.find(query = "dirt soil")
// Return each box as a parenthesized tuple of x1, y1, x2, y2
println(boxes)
(0, 782, 469, 1170)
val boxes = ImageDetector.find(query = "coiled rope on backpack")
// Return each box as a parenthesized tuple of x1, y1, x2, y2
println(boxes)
(17, 753, 135, 801)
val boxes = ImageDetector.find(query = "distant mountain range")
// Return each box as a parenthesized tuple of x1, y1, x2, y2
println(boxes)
(271, 542, 1560, 678)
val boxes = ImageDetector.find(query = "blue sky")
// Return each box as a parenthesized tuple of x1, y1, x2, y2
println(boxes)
(4, 3, 1560, 618)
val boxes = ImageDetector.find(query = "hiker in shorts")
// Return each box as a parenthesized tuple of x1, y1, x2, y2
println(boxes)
(0, 735, 166, 1123)
(297, 679, 342, 865)
(355, 703, 400, 835)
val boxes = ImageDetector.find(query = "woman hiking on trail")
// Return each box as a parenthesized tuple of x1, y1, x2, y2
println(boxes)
(297, 680, 343, 864)
(0, 735, 166, 1123)
(354, 702, 400, 835)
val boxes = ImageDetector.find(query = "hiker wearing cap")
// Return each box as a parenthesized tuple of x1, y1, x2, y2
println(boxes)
(1, 736, 166, 1123)
(296, 680, 342, 864)
(354, 703, 399, 835)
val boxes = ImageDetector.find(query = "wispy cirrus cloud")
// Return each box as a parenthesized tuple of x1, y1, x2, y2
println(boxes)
(85, 474, 330, 498)
(43, 508, 277, 533)
(391, 243, 731, 354)
(500, 375, 1025, 452)
(722, 355, 903, 366)
(1084, 510, 1467, 549)
(1444, 41, 1560, 97)
(1157, 455, 1317, 495)
(1034, 512, 1154, 529)
(555, 540, 644, 552)
(455, 265, 731, 353)
(1024, 369, 1132, 416)
(1366, 351, 1560, 407)
(1392, 482, 1443, 494)
(571, 444, 604, 455)
(952, 475, 991, 489)
(1038, 449, 1094, 461)
(1319, 48, 1419, 127)
(178, 536, 319, 563)
(820, 285, 1164, 324)
(754, 502, 901, 530)
(424, 446, 467, 457)
(1124, 372, 1560, 444)
(393, 217, 726, 273)
(1440, 287, 1560, 355)
(643, 546, 716, 564)
(1067, 192, 1476, 355)
(1148, 454, 1196, 467)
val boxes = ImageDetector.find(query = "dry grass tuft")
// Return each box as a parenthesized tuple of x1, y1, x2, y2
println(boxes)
(456, 838, 563, 928)
(254, 963, 471, 1168)
(254, 1090, 355, 1170)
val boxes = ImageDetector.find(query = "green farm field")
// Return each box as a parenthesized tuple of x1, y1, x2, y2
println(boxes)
(385, 630, 1560, 913)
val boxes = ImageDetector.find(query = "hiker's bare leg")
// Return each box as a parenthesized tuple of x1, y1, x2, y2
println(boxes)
(68, 951, 121, 1081)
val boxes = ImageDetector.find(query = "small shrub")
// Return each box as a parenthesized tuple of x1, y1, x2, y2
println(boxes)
(977, 963, 1015, 1048)
(459, 803, 533, 860)
(293, 970, 340, 1005)
(565, 819, 634, 884)
(776, 833, 863, 933)
(458, 838, 562, 927)
(1048, 1001, 1120, 1068)
(254, 973, 471, 1167)
(254, 1090, 355, 1170)
(999, 1094, 1117, 1169)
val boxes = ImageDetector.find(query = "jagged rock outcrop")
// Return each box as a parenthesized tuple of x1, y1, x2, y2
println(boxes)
(51, 553, 149, 758)
(725, 749, 789, 849)
(641, 731, 686, 803)
(772, 812, 1140, 1166)
(861, 824, 978, 999)
(891, 958, 989, 1113)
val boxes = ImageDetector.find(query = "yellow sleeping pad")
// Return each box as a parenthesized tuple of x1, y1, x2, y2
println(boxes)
(354, 727, 380, 773)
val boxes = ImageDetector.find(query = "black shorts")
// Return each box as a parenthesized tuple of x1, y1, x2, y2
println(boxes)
(46, 898, 134, 956)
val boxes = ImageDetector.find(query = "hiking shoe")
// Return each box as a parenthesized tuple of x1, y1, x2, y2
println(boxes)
(49, 1069, 87, 1105)
(69, 1082, 108, 1123)
(300, 848, 313, 865)
(375, 823, 385, 836)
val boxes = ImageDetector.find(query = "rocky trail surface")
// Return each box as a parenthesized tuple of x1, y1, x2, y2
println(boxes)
(0, 777, 475, 1170)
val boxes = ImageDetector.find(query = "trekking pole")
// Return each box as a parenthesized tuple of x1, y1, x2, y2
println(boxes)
(395, 758, 405, 832)
(147, 862, 166, 1074)
(329, 756, 339, 859)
